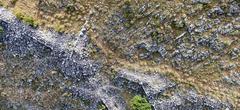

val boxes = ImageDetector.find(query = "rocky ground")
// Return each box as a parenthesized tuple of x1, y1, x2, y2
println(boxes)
(0, 0, 240, 110)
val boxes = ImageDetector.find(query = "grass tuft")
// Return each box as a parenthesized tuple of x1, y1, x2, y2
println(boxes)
(15, 12, 38, 28)
(54, 24, 65, 33)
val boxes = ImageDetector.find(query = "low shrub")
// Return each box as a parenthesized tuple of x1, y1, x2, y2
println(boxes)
(130, 95, 152, 110)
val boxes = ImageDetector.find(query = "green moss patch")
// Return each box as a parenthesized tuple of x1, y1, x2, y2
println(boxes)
(130, 95, 152, 110)
(0, 26, 3, 33)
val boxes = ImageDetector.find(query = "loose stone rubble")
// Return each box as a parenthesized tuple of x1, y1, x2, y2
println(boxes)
(151, 91, 233, 110)
(93, 0, 240, 73)
(114, 69, 176, 100)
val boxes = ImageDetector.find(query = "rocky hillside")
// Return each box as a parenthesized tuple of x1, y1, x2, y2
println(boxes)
(0, 0, 239, 110)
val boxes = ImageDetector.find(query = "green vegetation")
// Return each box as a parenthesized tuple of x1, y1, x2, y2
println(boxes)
(54, 24, 65, 33)
(151, 31, 164, 45)
(229, 30, 240, 36)
(122, 0, 135, 28)
(0, 26, 3, 33)
(171, 19, 186, 30)
(79, 97, 91, 106)
(97, 103, 107, 110)
(15, 12, 38, 28)
(130, 95, 152, 110)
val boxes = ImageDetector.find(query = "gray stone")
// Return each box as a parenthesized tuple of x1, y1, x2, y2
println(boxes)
(223, 72, 240, 86)
(0, 7, 101, 80)
(230, 48, 240, 59)
(192, 0, 210, 4)
(158, 46, 168, 58)
(114, 69, 176, 100)
(229, 4, 240, 15)
(218, 23, 234, 35)
(151, 91, 233, 110)
(139, 52, 152, 59)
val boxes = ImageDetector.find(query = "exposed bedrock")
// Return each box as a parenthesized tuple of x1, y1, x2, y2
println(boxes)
(0, 7, 236, 110)
(0, 7, 99, 80)
(113, 70, 233, 110)
(114, 69, 176, 100)
(0, 7, 126, 110)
